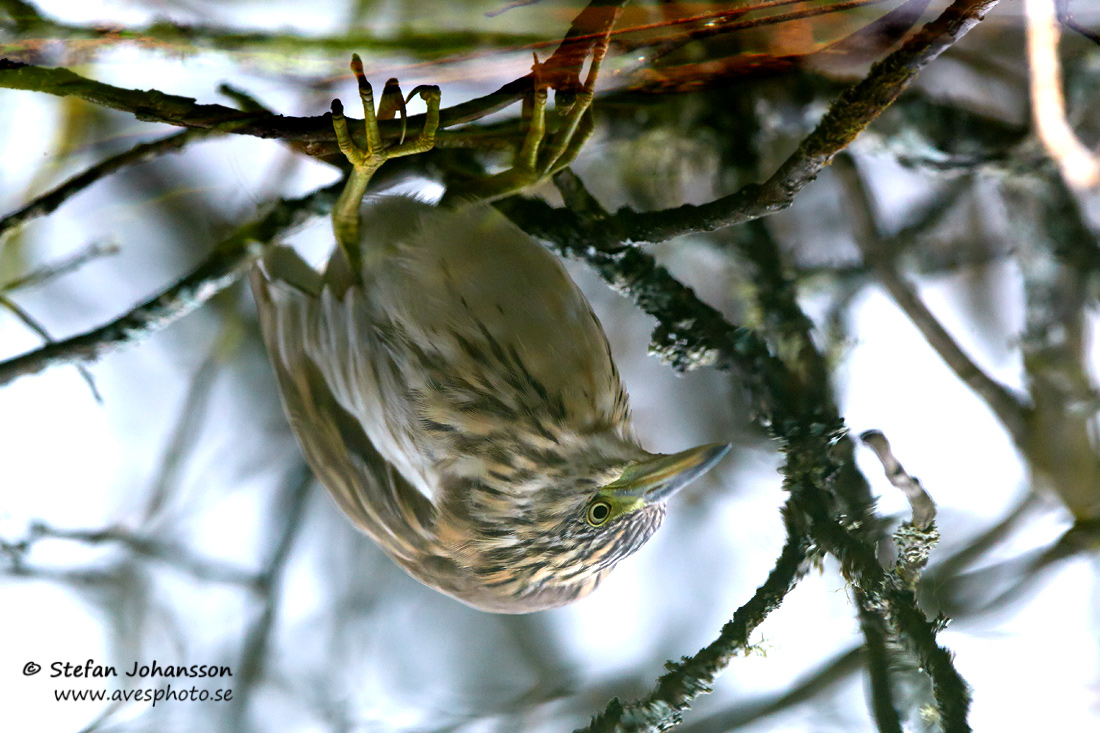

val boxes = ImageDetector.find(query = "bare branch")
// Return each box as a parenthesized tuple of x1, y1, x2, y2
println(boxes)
(577, 501, 811, 733)
(1026, 0, 1100, 190)
(2, 522, 257, 585)
(792, 482, 969, 732)
(861, 430, 936, 528)
(0, 292, 101, 401)
(833, 153, 1032, 445)
(0, 241, 119, 292)
(231, 464, 312, 724)
(0, 57, 529, 158)
(0, 180, 342, 386)
(1, 0, 544, 59)
(582, 0, 1002, 244)
(678, 645, 864, 732)
(503, 8, 1002, 718)
(0, 128, 214, 242)
(142, 353, 221, 525)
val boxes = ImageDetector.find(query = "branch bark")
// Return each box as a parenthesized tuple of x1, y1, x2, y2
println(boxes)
(0, 181, 342, 386)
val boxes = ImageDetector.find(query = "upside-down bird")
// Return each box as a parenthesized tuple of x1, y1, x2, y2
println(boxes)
(250, 54, 728, 612)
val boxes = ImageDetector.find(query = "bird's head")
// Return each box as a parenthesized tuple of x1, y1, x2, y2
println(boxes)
(436, 440, 730, 612)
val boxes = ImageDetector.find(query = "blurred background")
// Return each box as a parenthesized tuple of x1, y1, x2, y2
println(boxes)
(1, 0, 1099, 731)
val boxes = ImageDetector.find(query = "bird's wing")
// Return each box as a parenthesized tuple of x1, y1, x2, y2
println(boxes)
(251, 245, 624, 614)
(250, 249, 438, 563)
(356, 198, 633, 435)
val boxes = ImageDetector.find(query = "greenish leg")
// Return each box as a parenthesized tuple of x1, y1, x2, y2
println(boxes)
(539, 37, 606, 175)
(330, 54, 440, 276)
(439, 34, 608, 207)
(515, 56, 549, 175)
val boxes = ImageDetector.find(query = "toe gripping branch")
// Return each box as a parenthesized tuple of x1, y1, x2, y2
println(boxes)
(329, 54, 442, 273)
(330, 53, 441, 176)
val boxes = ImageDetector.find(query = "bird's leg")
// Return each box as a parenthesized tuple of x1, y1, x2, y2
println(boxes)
(535, 35, 607, 177)
(331, 54, 440, 273)
(439, 33, 608, 207)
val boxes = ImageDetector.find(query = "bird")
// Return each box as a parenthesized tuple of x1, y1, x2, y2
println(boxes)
(249, 55, 729, 613)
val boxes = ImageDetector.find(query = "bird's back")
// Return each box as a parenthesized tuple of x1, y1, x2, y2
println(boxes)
(250, 197, 642, 612)
(253, 199, 629, 511)
(358, 197, 627, 431)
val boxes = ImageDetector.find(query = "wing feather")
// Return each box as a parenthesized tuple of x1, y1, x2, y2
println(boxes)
(250, 252, 435, 562)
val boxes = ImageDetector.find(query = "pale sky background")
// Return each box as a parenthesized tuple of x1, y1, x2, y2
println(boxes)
(2, 1, 1099, 731)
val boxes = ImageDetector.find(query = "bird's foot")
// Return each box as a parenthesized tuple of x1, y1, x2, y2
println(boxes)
(330, 54, 441, 271)
(441, 35, 608, 206)
(331, 53, 440, 177)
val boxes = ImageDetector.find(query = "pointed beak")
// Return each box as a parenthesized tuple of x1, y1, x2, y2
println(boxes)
(606, 443, 731, 504)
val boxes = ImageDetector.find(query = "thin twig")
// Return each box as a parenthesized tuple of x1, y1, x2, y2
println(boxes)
(0, 0, 546, 59)
(861, 430, 936, 528)
(507, 181, 971, 727)
(791, 482, 970, 732)
(3, 522, 257, 585)
(935, 493, 1043, 585)
(1026, 0, 1100, 190)
(231, 464, 312, 726)
(142, 353, 221, 525)
(678, 645, 864, 732)
(643, 0, 895, 62)
(0, 292, 101, 400)
(579, 0, 1003, 245)
(832, 154, 1032, 445)
(577, 502, 811, 732)
(0, 57, 529, 156)
(3, 0, 996, 191)
(0, 128, 214, 242)
(0, 180, 343, 386)
(507, 2, 1000, 716)
(0, 241, 119, 292)
(504, 183, 972, 732)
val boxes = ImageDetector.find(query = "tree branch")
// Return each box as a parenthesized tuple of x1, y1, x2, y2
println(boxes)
(578, 0, 1003, 245)
(0, 128, 214, 242)
(792, 481, 969, 732)
(2, 521, 257, 585)
(1, 0, 543, 58)
(833, 153, 1033, 445)
(0, 240, 119, 292)
(577, 501, 811, 733)
(0, 291, 101, 400)
(0, 180, 342, 386)
(500, 0, 1000, 715)
(0, 57, 529, 156)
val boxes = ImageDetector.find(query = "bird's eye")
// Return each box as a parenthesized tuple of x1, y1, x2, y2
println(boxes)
(586, 500, 612, 526)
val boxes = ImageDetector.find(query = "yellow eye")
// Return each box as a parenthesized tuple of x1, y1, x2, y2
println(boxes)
(586, 500, 612, 526)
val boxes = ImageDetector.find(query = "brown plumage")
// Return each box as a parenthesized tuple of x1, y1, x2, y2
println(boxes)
(251, 198, 728, 612)
(251, 56, 728, 611)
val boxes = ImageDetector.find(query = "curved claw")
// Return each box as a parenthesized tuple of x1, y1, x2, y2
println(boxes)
(377, 79, 406, 120)
(329, 56, 443, 277)
(331, 98, 364, 169)
(406, 84, 441, 104)
(378, 78, 407, 144)
(530, 52, 547, 92)
(350, 53, 367, 86)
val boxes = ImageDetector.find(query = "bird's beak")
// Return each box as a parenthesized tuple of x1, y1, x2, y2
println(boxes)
(606, 443, 731, 504)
